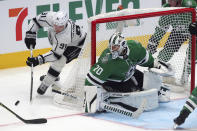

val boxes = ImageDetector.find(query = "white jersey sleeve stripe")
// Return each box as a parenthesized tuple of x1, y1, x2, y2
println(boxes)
(86, 72, 105, 87)
(188, 99, 197, 108)
(86, 76, 102, 87)
(184, 104, 194, 112)
(138, 50, 149, 65)
(88, 72, 105, 84)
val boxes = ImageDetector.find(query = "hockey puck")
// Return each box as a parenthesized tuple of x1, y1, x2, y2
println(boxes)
(15, 100, 20, 106)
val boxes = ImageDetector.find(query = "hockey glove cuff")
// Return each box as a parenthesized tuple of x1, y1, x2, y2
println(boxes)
(25, 31, 37, 49)
(153, 60, 172, 70)
(150, 59, 174, 77)
(26, 55, 45, 67)
(153, 59, 162, 69)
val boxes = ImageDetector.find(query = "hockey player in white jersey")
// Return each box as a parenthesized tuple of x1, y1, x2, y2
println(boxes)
(24, 11, 87, 95)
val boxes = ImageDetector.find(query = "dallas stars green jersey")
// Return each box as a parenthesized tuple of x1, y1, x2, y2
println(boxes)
(178, 86, 197, 119)
(85, 40, 154, 87)
(150, 0, 196, 44)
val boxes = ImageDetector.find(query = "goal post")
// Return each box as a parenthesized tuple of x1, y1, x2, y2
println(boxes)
(90, 7, 196, 93)
(53, 7, 196, 110)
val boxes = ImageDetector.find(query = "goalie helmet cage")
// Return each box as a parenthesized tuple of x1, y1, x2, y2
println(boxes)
(53, 7, 196, 110)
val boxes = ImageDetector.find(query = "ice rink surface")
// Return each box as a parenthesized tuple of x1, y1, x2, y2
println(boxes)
(0, 62, 196, 131)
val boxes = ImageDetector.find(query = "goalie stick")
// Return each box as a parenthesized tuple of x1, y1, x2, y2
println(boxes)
(0, 102, 47, 124)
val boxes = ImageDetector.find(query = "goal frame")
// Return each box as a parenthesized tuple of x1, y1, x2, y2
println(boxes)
(90, 8, 196, 93)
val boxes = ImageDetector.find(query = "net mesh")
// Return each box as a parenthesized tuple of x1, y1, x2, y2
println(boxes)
(53, 7, 195, 109)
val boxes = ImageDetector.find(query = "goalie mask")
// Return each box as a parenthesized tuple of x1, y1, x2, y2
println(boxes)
(109, 32, 129, 59)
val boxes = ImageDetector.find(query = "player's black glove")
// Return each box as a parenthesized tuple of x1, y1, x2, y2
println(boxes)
(189, 22, 197, 35)
(26, 55, 45, 67)
(25, 31, 37, 49)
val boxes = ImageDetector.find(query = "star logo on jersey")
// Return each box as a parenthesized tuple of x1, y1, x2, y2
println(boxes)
(101, 56, 109, 64)
(101, 53, 110, 64)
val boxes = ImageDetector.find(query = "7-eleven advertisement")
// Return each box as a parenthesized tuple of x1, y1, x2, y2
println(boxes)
(0, 0, 161, 69)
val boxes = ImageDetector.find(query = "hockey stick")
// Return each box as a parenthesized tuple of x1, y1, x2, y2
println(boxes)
(52, 89, 79, 100)
(30, 46, 33, 103)
(0, 102, 47, 124)
(100, 98, 147, 118)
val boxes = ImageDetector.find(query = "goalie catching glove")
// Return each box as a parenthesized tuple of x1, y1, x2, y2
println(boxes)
(149, 59, 174, 77)
(25, 31, 37, 49)
(26, 55, 45, 67)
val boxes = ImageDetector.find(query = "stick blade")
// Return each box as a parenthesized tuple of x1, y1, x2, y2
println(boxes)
(25, 118, 47, 124)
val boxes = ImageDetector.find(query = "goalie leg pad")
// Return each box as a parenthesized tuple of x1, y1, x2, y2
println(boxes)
(84, 86, 109, 113)
(109, 89, 159, 111)
(158, 84, 171, 103)
(100, 99, 147, 119)
(143, 71, 162, 91)
(84, 86, 98, 113)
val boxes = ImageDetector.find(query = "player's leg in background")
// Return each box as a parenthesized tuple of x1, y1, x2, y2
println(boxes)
(38, 46, 82, 95)
(179, 35, 196, 87)
(180, 40, 191, 86)
(146, 28, 165, 54)
(37, 56, 67, 95)
(157, 31, 188, 62)
(174, 87, 197, 127)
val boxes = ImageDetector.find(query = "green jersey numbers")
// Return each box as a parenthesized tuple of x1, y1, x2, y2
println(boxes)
(93, 65, 103, 75)
(85, 40, 155, 87)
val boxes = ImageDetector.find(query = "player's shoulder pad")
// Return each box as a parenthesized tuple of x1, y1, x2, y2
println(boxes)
(37, 11, 55, 25)
(99, 49, 113, 64)
(127, 40, 142, 48)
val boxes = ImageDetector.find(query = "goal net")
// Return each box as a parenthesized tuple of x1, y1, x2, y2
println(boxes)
(53, 7, 196, 110)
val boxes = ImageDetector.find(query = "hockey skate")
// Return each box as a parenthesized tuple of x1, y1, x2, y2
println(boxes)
(40, 75, 60, 82)
(173, 109, 190, 128)
(37, 83, 49, 95)
(158, 85, 170, 103)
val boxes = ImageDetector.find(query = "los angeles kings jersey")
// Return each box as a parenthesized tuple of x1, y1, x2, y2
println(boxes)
(27, 11, 86, 62)
(85, 40, 154, 87)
